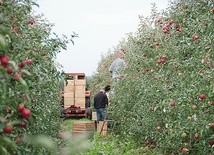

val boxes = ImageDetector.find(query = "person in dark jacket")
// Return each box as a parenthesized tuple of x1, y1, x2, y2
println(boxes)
(94, 87, 109, 121)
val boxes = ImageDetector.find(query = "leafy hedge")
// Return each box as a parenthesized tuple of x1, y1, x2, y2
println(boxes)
(90, 0, 214, 154)
(0, 0, 69, 154)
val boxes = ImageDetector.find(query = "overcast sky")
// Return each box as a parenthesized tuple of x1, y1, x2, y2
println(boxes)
(34, 0, 170, 76)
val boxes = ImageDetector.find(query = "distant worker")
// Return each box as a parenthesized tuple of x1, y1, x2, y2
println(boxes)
(94, 87, 109, 121)
(104, 85, 111, 104)
(109, 51, 125, 81)
(85, 88, 92, 119)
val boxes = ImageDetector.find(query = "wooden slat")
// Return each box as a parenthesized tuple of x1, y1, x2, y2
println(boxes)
(75, 98, 85, 108)
(97, 121, 107, 136)
(64, 92, 74, 98)
(92, 112, 97, 121)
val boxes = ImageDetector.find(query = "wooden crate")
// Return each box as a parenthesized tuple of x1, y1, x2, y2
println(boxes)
(72, 122, 95, 135)
(64, 97, 74, 106)
(75, 85, 85, 98)
(75, 92, 85, 98)
(92, 112, 97, 121)
(75, 85, 85, 91)
(97, 121, 107, 136)
(75, 79, 86, 86)
(64, 86, 74, 93)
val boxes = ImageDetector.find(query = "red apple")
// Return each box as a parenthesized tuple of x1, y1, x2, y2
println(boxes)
(160, 59, 166, 63)
(157, 59, 163, 64)
(18, 104, 25, 113)
(21, 108, 31, 119)
(27, 20, 35, 25)
(12, 27, 19, 34)
(22, 59, 33, 65)
(211, 8, 214, 14)
(176, 27, 182, 32)
(199, 93, 206, 100)
(15, 137, 21, 143)
(0, 54, 9, 66)
(3, 126, 13, 134)
(161, 55, 167, 60)
(194, 133, 200, 140)
(170, 101, 176, 107)
(192, 35, 199, 41)
(162, 27, 169, 34)
(7, 67, 13, 74)
(209, 140, 214, 146)
(18, 63, 24, 68)
(14, 72, 21, 80)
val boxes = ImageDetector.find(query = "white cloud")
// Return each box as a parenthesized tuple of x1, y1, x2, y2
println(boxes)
(34, 0, 170, 76)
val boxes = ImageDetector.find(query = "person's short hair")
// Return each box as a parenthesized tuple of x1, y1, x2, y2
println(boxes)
(104, 85, 111, 92)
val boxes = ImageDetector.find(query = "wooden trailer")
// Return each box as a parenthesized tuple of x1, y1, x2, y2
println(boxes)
(61, 73, 91, 118)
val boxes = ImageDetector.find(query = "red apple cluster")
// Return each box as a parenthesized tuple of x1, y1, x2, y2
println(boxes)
(18, 104, 31, 119)
(18, 59, 33, 69)
(162, 18, 174, 34)
(157, 55, 168, 65)
(27, 19, 35, 25)
(0, 54, 33, 79)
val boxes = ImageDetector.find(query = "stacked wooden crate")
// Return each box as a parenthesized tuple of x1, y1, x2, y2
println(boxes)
(63, 79, 75, 109)
(74, 75, 86, 108)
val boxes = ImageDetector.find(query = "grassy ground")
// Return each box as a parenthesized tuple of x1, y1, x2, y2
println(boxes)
(60, 118, 161, 155)
(58, 118, 95, 155)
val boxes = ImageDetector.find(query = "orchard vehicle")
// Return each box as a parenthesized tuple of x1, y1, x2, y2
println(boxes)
(61, 73, 91, 118)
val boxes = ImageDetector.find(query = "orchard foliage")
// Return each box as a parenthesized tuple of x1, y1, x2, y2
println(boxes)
(89, 53, 112, 98)
(91, 0, 214, 154)
(0, 0, 70, 154)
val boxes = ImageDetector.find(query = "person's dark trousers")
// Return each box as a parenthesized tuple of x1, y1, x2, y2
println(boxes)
(96, 108, 106, 121)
